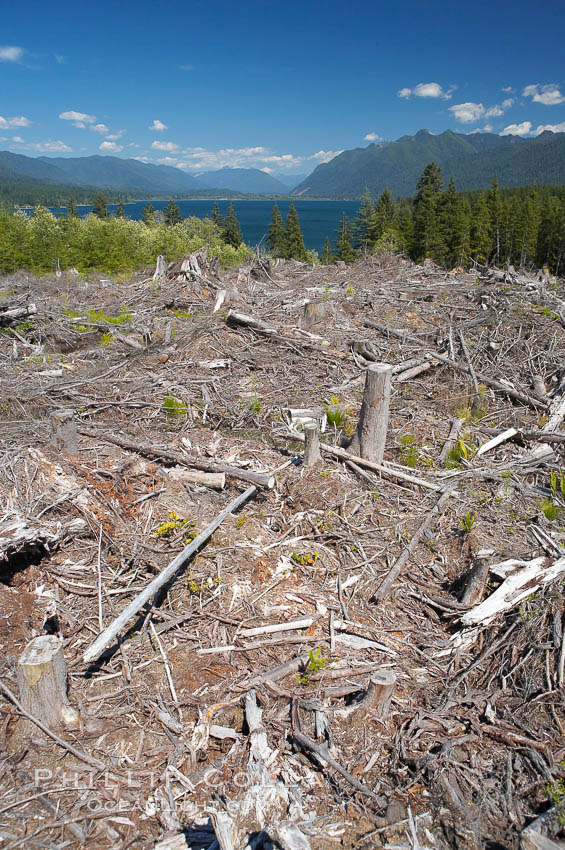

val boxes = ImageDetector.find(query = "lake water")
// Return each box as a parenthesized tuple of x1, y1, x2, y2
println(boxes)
(47, 199, 361, 254)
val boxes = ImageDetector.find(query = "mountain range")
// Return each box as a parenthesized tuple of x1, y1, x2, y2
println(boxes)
(2, 128, 565, 205)
(291, 129, 565, 198)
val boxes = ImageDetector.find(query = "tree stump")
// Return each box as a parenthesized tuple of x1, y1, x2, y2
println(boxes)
(369, 670, 396, 718)
(302, 301, 327, 329)
(349, 363, 392, 463)
(17, 636, 79, 732)
(50, 409, 77, 454)
(303, 423, 321, 467)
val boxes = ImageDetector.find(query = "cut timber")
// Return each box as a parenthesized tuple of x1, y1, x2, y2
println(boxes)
(0, 516, 87, 564)
(439, 417, 466, 463)
(17, 636, 79, 732)
(83, 485, 257, 663)
(335, 669, 396, 723)
(524, 394, 565, 460)
(49, 408, 78, 454)
(78, 427, 274, 489)
(476, 427, 518, 458)
(373, 488, 454, 601)
(167, 467, 225, 490)
(349, 363, 392, 463)
(226, 309, 276, 334)
(287, 428, 440, 491)
(0, 302, 37, 327)
(303, 422, 321, 467)
(364, 319, 544, 410)
(461, 555, 565, 626)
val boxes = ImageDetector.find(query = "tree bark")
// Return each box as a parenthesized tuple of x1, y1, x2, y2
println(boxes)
(349, 363, 392, 463)
(17, 636, 79, 732)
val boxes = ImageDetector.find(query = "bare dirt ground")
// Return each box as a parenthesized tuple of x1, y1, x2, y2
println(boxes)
(0, 252, 564, 850)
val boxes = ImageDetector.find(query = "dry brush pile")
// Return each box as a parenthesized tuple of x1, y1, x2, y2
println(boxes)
(0, 250, 564, 850)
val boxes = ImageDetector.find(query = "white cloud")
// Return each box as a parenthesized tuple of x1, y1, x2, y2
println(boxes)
(533, 121, 565, 135)
(364, 131, 381, 141)
(500, 121, 532, 137)
(99, 141, 123, 153)
(152, 140, 179, 151)
(484, 104, 503, 118)
(523, 84, 565, 106)
(502, 86, 513, 93)
(179, 64, 194, 71)
(398, 82, 455, 100)
(501, 98, 514, 110)
(55, 54, 66, 64)
(449, 102, 485, 123)
(91, 123, 110, 134)
(149, 119, 167, 131)
(59, 110, 97, 128)
(0, 45, 24, 62)
(308, 149, 342, 162)
(0, 115, 31, 129)
(467, 124, 493, 134)
(16, 139, 72, 152)
(105, 130, 126, 140)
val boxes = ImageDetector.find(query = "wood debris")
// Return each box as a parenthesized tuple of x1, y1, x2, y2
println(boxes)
(0, 254, 564, 848)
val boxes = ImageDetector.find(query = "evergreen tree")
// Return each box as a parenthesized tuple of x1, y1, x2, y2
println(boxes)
(352, 189, 374, 254)
(267, 203, 285, 257)
(488, 177, 503, 265)
(142, 202, 156, 226)
(411, 162, 444, 263)
(116, 202, 126, 219)
(165, 199, 182, 226)
(283, 201, 307, 261)
(442, 177, 470, 268)
(516, 194, 540, 269)
(222, 202, 243, 247)
(373, 189, 397, 242)
(334, 213, 355, 263)
(211, 201, 223, 229)
(92, 193, 108, 219)
(67, 197, 78, 217)
(470, 193, 491, 264)
(320, 236, 333, 264)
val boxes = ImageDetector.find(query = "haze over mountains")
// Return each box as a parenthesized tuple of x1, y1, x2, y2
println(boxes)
(1, 128, 565, 204)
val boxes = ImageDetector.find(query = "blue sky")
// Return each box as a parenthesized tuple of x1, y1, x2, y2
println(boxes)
(1, 0, 564, 177)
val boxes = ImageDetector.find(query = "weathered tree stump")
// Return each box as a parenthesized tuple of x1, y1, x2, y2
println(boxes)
(349, 363, 392, 463)
(369, 669, 396, 718)
(17, 636, 79, 732)
(302, 301, 327, 329)
(50, 409, 77, 454)
(303, 423, 321, 467)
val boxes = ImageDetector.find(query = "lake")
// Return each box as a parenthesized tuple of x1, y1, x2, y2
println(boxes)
(47, 199, 361, 255)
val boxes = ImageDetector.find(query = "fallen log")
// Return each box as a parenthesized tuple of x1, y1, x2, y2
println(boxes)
(373, 488, 454, 601)
(286, 428, 440, 491)
(83, 485, 257, 663)
(460, 555, 565, 627)
(364, 319, 544, 409)
(1, 516, 87, 564)
(0, 302, 37, 327)
(78, 427, 275, 489)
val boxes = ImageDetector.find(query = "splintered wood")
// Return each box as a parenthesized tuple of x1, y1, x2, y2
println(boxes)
(0, 254, 564, 849)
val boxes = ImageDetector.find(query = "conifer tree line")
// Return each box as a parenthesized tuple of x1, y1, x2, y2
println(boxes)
(267, 201, 307, 261)
(323, 164, 565, 275)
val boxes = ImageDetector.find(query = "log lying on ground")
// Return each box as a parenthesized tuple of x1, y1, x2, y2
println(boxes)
(460, 555, 565, 627)
(17, 636, 79, 732)
(287, 428, 441, 491)
(364, 319, 544, 409)
(0, 302, 37, 327)
(78, 427, 275, 489)
(0, 516, 87, 564)
(373, 488, 454, 601)
(83, 486, 257, 663)
(167, 466, 225, 490)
